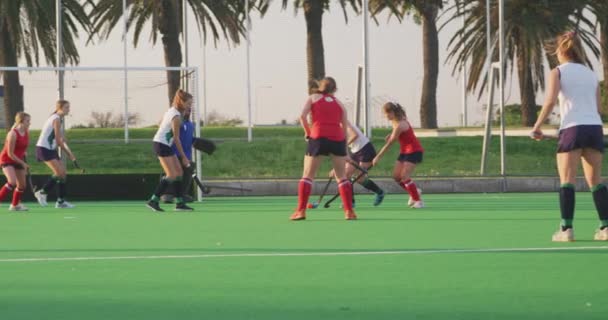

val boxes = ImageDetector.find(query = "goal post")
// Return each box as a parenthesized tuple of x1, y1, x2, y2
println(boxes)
(0, 65, 203, 200)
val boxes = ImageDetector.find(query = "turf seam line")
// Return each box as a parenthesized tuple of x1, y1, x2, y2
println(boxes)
(0, 246, 607, 263)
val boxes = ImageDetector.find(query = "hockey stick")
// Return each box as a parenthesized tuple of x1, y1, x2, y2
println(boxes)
(323, 162, 370, 208)
(307, 176, 333, 209)
(192, 174, 252, 194)
(63, 143, 85, 173)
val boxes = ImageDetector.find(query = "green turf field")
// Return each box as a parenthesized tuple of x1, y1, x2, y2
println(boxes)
(1, 193, 606, 320)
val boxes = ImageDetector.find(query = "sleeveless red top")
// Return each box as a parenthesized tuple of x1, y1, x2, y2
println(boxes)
(398, 122, 423, 154)
(0, 128, 29, 164)
(310, 94, 345, 141)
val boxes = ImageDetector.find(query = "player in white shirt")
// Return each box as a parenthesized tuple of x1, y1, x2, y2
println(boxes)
(146, 89, 194, 212)
(34, 100, 76, 209)
(533, 31, 608, 242)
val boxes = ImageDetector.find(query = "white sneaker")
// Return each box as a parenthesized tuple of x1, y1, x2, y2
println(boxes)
(55, 201, 75, 209)
(594, 228, 608, 241)
(408, 188, 422, 207)
(34, 190, 48, 207)
(8, 204, 29, 211)
(410, 200, 425, 209)
(552, 228, 574, 242)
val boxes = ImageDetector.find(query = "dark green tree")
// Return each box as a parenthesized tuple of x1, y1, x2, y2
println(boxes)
(0, 0, 90, 128)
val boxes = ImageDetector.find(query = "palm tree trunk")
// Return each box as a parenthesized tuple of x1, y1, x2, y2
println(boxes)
(419, 4, 439, 129)
(601, 22, 608, 116)
(516, 44, 537, 126)
(304, 0, 325, 94)
(160, 0, 183, 104)
(0, 25, 24, 129)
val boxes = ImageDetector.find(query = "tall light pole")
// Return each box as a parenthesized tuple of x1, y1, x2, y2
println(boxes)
(362, 0, 371, 138)
(245, 0, 253, 142)
(122, 0, 129, 143)
(56, 0, 64, 100)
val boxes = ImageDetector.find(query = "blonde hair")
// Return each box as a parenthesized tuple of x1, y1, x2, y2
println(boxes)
(555, 31, 586, 64)
(12, 112, 30, 129)
(382, 102, 407, 121)
(55, 100, 70, 113)
(312, 77, 337, 95)
(172, 89, 193, 111)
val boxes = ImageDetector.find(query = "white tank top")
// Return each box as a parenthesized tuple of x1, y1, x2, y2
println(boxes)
(349, 125, 370, 153)
(153, 107, 182, 146)
(36, 114, 61, 150)
(557, 63, 602, 130)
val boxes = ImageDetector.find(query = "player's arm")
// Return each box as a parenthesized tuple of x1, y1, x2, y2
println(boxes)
(54, 118, 75, 160)
(5, 132, 28, 169)
(373, 122, 403, 166)
(172, 116, 189, 167)
(299, 97, 313, 139)
(346, 120, 358, 146)
(532, 68, 560, 139)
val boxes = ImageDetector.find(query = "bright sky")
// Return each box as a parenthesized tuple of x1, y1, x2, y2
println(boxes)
(12, 2, 604, 130)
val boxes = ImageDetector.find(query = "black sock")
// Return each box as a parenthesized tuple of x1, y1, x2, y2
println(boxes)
(152, 178, 171, 201)
(57, 180, 67, 202)
(42, 176, 58, 194)
(361, 178, 382, 194)
(173, 178, 184, 204)
(559, 183, 575, 229)
(591, 184, 608, 228)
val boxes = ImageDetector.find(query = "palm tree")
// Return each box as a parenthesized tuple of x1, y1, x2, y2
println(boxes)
(89, 0, 265, 104)
(0, 0, 89, 128)
(369, 0, 443, 129)
(445, 0, 599, 126)
(277, 0, 360, 94)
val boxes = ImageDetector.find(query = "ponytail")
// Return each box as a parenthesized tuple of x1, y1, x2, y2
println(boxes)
(172, 89, 193, 111)
(382, 102, 407, 121)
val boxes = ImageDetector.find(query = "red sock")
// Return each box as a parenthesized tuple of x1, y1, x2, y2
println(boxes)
(0, 183, 14, 202)
(338, 179, 353, 211)
(11, 188, 23, 206)
(297, 178, 313, 211)
(401, 179, 420, 201)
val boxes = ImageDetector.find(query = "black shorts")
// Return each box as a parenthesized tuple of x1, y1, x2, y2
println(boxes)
(153, 142, 176, 157)
(1, 163, 24, 170)
(306, 138, 347, 157)
(557, 125, 605, 153)
(350, 142, 377, 163)
(36, 146, 59, 162)
(397, 151, 423, 164)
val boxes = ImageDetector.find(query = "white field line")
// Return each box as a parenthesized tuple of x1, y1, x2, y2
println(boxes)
(0, 246, 607, 263)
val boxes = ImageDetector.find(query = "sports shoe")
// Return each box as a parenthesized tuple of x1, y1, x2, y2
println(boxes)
(410, 200, 425, 209)
(146, 200, 164, 212)
(8, 204, 29, 211)
(55, 201, 75, 209)
(345, 210, 357, 220)
(408, 188, 422, 207)
(34, 190, 48, 207)
(175, 202, 194, 211)
(290, 210, 306, 221)
(373, 191, 385, 206)
(594, 228, 608, 241)
(552, 228, 574, 242)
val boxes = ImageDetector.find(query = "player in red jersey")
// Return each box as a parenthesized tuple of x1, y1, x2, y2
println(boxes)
(0, 112, 31, 211)
(373, 102, 425, 208)
(291, 77, 356, 220)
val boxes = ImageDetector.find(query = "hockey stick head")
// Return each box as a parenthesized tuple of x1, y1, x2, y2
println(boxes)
(193, 138, 216, 155)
